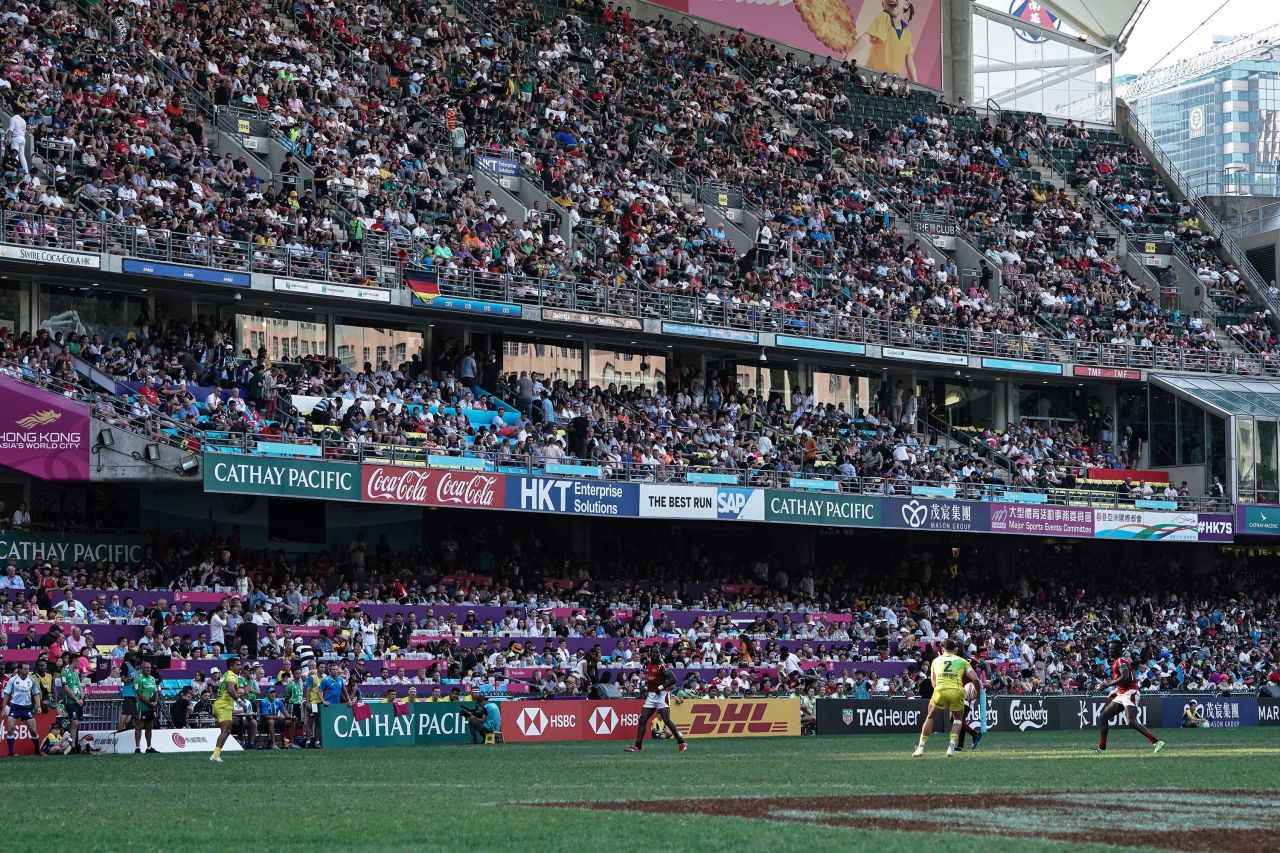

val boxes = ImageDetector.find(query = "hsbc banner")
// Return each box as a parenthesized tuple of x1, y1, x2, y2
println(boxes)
(506, 477, 638, 517)
(668, 698, 799, 738)
(361, 466, 505, 509)
(501, 699, 643, 742)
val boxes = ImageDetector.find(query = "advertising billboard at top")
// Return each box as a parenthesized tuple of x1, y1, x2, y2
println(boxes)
(649, 0, 944, 90)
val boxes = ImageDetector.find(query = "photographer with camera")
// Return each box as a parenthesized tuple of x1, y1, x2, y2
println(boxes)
(461, 687, 500, 744)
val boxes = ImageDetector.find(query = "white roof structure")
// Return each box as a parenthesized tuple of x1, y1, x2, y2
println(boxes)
(1041, 0, 1148, 48)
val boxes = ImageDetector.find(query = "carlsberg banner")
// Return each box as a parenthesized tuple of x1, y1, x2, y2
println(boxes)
(203, 455, 360, 502)
(320, 703, 475, 748)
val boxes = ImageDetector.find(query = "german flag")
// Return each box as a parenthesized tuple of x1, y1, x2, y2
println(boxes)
(405, 270, 440, 307)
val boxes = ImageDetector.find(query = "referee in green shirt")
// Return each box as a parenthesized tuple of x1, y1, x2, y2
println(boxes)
(132, 660, 159, 754)
(59, 653, 84, 754)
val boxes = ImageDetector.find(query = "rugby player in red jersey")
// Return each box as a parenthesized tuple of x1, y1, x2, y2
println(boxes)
(626, 646, 687, 753)
(1094, 640, 1165, 753)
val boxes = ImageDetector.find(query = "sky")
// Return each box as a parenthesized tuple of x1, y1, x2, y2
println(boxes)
(1110, 0, 1280, 76)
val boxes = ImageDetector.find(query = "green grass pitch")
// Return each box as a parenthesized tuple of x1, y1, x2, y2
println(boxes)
(3, 730, 1278, 851)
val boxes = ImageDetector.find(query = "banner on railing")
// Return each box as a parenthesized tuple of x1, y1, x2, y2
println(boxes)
(123, 258, 250, 288)
(0, 374, 90, 480)
(404, 271, 523, 317)
(542, 308, 641, 331)
(0, 245, 101, 269)
(506, 477, 638, 517)
(273, 277, 391, 304)
(203, 456, 361, 502)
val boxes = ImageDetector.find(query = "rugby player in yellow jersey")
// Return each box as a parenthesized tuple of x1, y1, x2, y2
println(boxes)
(211, 658, 243, 763)
(913, 639, 981, 757)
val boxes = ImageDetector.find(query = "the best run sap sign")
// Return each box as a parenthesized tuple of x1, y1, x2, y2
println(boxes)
(639, 485, 718, 519)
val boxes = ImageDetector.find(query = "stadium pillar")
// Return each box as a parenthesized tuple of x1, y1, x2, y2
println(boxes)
(943, 0, 973, 105)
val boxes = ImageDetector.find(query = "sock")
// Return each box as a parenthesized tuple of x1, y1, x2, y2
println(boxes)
(30, 738, 39, 752)
(1145, 732, 1158, 744)
(212, 746, 222, 758)
(5, 736, 13, 755)
(949, 733, 959, 747)
(1098, 733, 1108, 749)
(917, 734, 929, 747)
(962, 722, 979, 737)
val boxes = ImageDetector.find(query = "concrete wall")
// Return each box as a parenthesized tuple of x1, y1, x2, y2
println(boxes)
(90, 421, 195, 483)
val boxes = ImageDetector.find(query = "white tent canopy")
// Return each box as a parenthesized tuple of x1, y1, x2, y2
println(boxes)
(1040, 0, 1146, 47)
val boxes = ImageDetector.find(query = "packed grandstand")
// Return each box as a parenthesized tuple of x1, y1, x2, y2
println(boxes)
(1, 0, 1280, 762)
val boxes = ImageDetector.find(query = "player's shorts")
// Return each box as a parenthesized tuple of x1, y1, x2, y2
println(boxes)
(929, 686, 965, 714)
(6, 703, 33, 721)
(642, 690, 670, 710)
(62, 701, 83, 721)
(136, 705, 156, 723)
(1113, 689, 1141, 709)
(288, 703, 303, 723)
(214, 702, 234, 724)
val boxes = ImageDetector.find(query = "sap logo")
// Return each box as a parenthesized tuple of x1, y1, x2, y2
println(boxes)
(1008, 700, 1049, 731)
(716, 488, 758, 520)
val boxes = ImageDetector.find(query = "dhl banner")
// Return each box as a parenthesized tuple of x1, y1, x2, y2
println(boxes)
(669, 698, 800, 738)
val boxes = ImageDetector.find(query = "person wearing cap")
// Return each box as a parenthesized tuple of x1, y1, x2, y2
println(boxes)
(257, 686, 289, 749)
(461, 687, 500, 744)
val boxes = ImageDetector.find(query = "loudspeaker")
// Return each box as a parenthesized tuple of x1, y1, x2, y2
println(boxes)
(590, 683, 623, 699)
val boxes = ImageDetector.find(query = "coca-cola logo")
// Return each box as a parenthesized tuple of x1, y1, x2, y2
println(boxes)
(433, 471, 500, 506)
(362, 467, 503, 507)
(364, 467, 434, 503)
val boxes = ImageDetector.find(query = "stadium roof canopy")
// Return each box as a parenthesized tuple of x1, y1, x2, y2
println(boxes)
(1041, 0, 1147, 49)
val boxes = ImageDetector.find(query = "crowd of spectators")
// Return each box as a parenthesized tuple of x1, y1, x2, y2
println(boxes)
(2, 526, 1279, 706)
(0, 0, 1270, 380)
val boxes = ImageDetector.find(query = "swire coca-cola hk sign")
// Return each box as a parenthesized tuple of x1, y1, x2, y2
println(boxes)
(361, 466, 505, 508)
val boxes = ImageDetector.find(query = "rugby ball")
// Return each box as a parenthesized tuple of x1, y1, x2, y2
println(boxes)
(963, 682, 978, 703)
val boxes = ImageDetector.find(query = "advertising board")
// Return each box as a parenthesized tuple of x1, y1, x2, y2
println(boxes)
(361, 467, 505, 509)
(506, 477, 638, 517)
(644, 0, 944, 89)
(320, 703, 475, 748)
(668, 698, 799, 738)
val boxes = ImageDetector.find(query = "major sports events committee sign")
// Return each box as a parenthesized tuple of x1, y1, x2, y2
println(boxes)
(195, 459, 1237, 541)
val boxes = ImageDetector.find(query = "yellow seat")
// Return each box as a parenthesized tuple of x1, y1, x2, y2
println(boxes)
(483, 732, 502, 745)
